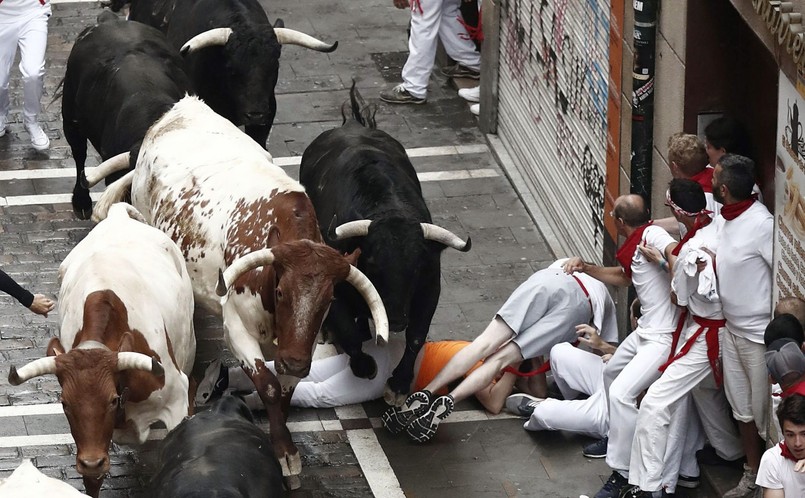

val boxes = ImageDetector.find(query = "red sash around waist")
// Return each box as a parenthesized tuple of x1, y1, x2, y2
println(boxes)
(659, 313, 725, 386)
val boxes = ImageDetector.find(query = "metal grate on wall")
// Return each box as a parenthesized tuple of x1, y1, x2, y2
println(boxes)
(496, 0, 610, 264)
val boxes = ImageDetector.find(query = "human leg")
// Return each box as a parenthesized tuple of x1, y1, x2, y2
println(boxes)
(691, 373, 745, 462)
(18, 12, 47, 123)
(0, 21, 21, 124)
(550, 342, 605, 400)
(437, 0, 480, 71)
(400, 0, 445, 98)
(524, 390, 608, 438)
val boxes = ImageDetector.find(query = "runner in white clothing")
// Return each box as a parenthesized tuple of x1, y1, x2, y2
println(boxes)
(756, 394, 805, 498)
(0, 0, 51, 150)
(564, 194, 680, 498)
(712, 153, 775, 498)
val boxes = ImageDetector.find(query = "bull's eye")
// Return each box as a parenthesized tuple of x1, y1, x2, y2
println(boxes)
(276, 288, 283, 301)
(110, 395, 120, 408)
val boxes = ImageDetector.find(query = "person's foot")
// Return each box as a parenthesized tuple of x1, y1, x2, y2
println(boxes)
(441, 63, 481, 80)
(379, 84, 426, 105)
(722, 464, 758, 498)
(405, 394, 454, 443)
(695, 445, 745, 467)
(676, 474, 699, 489)
(619, 486, 664, 498)
(582, 437, 608, 458)
(381, 390, 432, 434)
(592, 471, 629, 498)
(26, 122, 49, 151)
(504, 393, 543, 417)
(195, 359, 229, 405)
(470, 103, 479, 116)
(458, 85, 480, 103)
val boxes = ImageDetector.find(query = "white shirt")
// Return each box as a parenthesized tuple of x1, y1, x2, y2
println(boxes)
(716, 202, 773, 343)
(632, 225, 679, 335)
(756, 445, 805, 496)
(672, 218, 724, 320)
(0, 0, 50, 23)
(550, 259, 618, 343)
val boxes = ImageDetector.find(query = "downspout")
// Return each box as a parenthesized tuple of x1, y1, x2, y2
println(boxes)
(630, 0, 660, 202)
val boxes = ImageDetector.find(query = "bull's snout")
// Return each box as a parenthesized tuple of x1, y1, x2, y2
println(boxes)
(77, 455, 110, 478)
(276, 356, 310, 378)
(243, 111, 267, 125)
(389, 319, 408, 333)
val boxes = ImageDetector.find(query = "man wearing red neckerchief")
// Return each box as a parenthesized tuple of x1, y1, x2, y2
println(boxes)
(712, 153, 775, 498)
(755, 394, 805, 497)
(564, 194, 682, 498)
(625, 179, 744, 497)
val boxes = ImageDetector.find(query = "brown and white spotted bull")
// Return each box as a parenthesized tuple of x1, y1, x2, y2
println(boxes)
(87, 96, 389, 487)
(8, 203, 196, 498)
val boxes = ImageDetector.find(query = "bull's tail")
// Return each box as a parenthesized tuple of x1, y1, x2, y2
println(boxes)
(48, 77, 65, 110)
(340, 80, 377, 130)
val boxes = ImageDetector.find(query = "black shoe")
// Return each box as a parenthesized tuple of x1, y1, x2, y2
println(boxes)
(676, 474, 699, 489)
(583, 437, 608, 458)
(381, 390, 432, 434)
(379, 84, 426, 104)
(695, 445, 745, 468)
(441, 63, 481, 80)
(593, 471, 629, 498)
(619, 485, 655, 498)
(406, 394, 454, 443)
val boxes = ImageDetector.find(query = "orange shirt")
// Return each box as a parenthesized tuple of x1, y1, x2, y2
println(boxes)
(413, 341, 484, 395)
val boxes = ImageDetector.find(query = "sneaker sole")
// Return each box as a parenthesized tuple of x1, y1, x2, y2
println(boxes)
(379, 97, 426, 105)
(582, 452, 607, 459)
(676, 479, 699, 489)
(405, 396, 453, 443)
(381, 390, 431, 434)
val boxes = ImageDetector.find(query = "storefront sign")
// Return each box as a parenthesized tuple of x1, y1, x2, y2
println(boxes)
(774, 73, 805, 303)
(753, 0, 805, 70)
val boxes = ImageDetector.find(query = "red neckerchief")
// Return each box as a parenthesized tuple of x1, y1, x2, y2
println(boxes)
(779, 442, 800, 462)
(720, 199, 755, 220)
(689, 168, 714, 193)
(671, 215, 711, 257)
(778, 381, 805, 398)
(615, 221, 653, 278)
(457, 9, 484, 42)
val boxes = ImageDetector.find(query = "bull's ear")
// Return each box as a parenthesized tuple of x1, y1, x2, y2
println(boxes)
(46, 337, 65, 357)
(345, 248, 361, 266)
(267, 225, 280, 247)
(273, 18, 285, 29)
(118, 332, 135, 353)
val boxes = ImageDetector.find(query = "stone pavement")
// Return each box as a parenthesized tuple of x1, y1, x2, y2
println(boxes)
(0, 1, 724, 497)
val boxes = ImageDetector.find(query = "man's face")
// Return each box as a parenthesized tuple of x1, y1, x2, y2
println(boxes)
(782, 420, 805, 460)
(705, 140, 724, 167)
(712, 164, 725, 204)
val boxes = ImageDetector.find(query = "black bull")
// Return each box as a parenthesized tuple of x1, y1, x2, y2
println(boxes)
(111, 0, 337, 149)
(299, 86, 471, 405)
(62, 11, 192, 220)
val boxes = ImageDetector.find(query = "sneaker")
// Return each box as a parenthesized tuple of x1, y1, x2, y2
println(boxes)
(26, 122, 49, 151)
(470, 103, 479, 116)
(619, 486, 655, 498)
(696, 445, 745, 467)
(676, 474, 699, 489)
(722, 464, 758, 498)
(505, 393, 543, 417)
(379, 84, 426, 105)
(592, 471, 629, 498)
(441, 63, 481, 80)
(382, 390, 432, 434)
(458, 85, 480, 103)
(583, 437, 609, 458)
(194, 359, 228, 405)
(406, 394, 454, 443)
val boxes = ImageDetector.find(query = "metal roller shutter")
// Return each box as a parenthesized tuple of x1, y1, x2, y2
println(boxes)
(496, 0, 611, 263)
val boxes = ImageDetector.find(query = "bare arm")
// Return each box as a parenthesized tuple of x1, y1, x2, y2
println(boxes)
(473, 371, 517, 415)
(762, 488, 784, 498)
(576, 324, 617, 355)
(563, 257, 631, 287)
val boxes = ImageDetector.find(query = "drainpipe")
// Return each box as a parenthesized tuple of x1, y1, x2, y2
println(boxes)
(630, 0, 660, 203)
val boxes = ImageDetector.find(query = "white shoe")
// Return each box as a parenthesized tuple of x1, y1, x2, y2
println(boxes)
(458, 86, 480, 103)
(470, 103, 480, 116)
(26, 122, 49, 150)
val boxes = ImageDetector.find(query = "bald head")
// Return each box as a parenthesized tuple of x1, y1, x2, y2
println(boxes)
(775, 297, 805, 329)
(613, 194, 650, 228)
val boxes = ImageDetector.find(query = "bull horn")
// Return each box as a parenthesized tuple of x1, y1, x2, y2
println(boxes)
(216, 249, 275, 297)
(333, 220, 371, 240)
(180, 27, 233, 55)
(83, 151, 130, 188)
(421, 223, 472, 252)
(273, 28, 338, 53)
(117, 352, 164, 376)
(8, 357, 57, 385)
(344, 266, 389, 343)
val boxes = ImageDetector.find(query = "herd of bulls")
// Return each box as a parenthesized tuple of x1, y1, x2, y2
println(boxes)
(3, 0, 472, 496)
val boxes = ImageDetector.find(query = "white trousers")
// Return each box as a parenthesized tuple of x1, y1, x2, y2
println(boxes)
(524, 343, 608, 439)
(721, 331, 769, 439)
(629, 327, 725, 492)
(692, 372, 745, 461)
(402, 0, 481, 98)
(0, 12, 49, 122)
(603, 331, 671, 472)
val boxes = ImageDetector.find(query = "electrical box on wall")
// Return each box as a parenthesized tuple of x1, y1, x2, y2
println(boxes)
(697, 112, 723, 140)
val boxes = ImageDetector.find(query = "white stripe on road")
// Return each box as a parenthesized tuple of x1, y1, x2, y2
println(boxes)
(347, 429, 405, 498)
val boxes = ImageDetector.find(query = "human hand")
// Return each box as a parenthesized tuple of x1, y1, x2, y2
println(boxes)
(601, 354, 613, 363)
(796, 458, 805, 473)
(563, 257, 585, 274)
(576, 324, 604, 350)
(393, 0, 410, 8)
(29, 294, 55, 317)
(638, 244, 663, 264)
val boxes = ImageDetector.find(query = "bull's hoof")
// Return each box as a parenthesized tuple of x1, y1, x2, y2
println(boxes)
(349, 352, 377, 380)
(278, 450, 302, 488)
(284, 475, 301, 490)
(72, 190, 92, 220)
(383, 385, 407, 407)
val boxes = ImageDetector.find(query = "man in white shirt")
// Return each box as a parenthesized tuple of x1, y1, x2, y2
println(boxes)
(713, 154, 775, 498)
(564, 194, 680, 498)
(756, 394, 805, 497)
